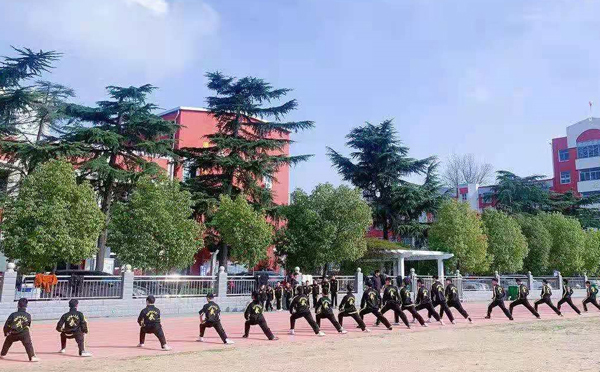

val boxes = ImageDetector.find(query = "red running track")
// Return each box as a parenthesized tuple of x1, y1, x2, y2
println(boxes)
(0, 301, 592, 365)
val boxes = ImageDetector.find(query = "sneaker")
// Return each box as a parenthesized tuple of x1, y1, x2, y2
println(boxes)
(162, 345, 172, 351)
(30, 356, 40, 363)
(411, 318, 417, 324)
(439, 320, 445, 326)
(317, 331, 326, 337)
(422, 323, 428, 328)
(393, 322, 401, 326)
(137, 343, 144, 348)
(484, 315, 491, 319)
(559, 314, 564, 317)
(387, 327, 393, 331)
(426, 318, 432, 324)
(451, 320, 457, 325)
(59, 349, 66, 354)
(509, 317, 514, 321)
(225, 339, 235, 345)
(289, 329, 295, 335)
(364, 328, 372, 333)
(80, 351, 93, 358)
(373, 323, 380, 327)
(468, 317, 473, 324)
(197, 337, 204, 342)
(270, 337, 279, 341)
(339, 329, 348, 334)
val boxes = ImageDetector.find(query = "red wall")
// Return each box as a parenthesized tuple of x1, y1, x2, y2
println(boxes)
(551, 136, 577, 193)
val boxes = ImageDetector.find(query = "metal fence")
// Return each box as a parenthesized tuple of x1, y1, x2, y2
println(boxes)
(461, 276, 495, 292)
(227, 275, 257, 296)
(133, 276, 216, 298)
(532, 276, 560, 291)
(499, 275, 528, 290)
(15, 275, 122, 301)
(336, 276, 355, 293)
(563, 277, 586, 290)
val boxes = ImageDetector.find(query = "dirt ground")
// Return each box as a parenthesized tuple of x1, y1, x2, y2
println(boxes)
(1, 303, 599, 372)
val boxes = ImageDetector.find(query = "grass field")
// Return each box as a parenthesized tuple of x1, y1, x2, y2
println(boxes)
(0, 302, 598, 372)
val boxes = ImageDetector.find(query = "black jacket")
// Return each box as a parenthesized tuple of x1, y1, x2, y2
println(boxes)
(361, 288, 381, 310)
(275, 286, 283, 299)
(200, 301, 222, 323)
(330, 279, 338, 293)
(315, 296, 334, 315)
(416, 286, 431, 305)
(311, 284, 320, 297)
(431, 281, 446, 302)
(400, 286, 413, 306)
(382, 285, 400, 305)
(290, 294, 310, 314)
(138, 305, 161, 327)
(339, 293, 358, 314)
(445, 284, 460, 302)
(57, 309, 88, 334)
(3, 309, 31, 336)
(492, 285, 506, 301)
(244, 300, 265, 322)
(541, 284, 552, 299)
(562, 285, 573, 299)
(266, 287, 275, 301)
(518, 284, 529, 300)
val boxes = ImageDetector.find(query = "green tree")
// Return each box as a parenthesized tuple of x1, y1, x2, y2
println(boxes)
(428, 199, 489, 273)
(277, 183, 372, 273)
(515, 214, 552, 275)
(482, 209, 528, 273)
(327, 119, 438, 241)
(582, 229, 600, 276)
(1, 160, 104, 272)
(539, 212, 586, 275)
(180, 72, 314, 266)
(109, 176, 204, 273)
(60, 85, 179, 270)
(212, 194, 274, 269)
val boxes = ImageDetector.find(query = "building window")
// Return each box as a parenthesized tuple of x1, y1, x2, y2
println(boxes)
(577, 140, 600, 159)
(482, 193, 493, 204)
(182, 160, 196, 182)
(263, 175, 273, 190)
(461, 193, 468, 201)
(579, 167, 600, 182)
(558, 149, 569, 162)
(560, 171, 571, 184)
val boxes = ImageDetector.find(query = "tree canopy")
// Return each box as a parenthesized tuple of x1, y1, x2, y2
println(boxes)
(1, 160, 104, 272)
(109, 176, 204, 273)
(482, 209, 528, 273)
(515, 214, 552, 275)
(540, 212, 586, 275)
(442, 153, 493, 189)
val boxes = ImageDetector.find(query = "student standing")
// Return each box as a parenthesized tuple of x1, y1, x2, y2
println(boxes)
(376, 277, 409, 328)
(243, 291, 277, 340)
(415, 279, 444, 325)
(0, 298, 39, 362)
(198, 293, 234, 344)
(508, 279, 540, 319)
(284, 283, 294, 310)
(485, 278, 513, 320)
(265, 285, 274, 312)
(582, 281, 600, 312)
(399, 278, 426, 327)
(330, 276, 339, 307)
(137, 295, 171, 350)
(338, 284, 369, 332)
(360, 281, 393, 330)
(315, 287, 347, 334)
(56, 299, 92, 357)
(274, 282, 284, 311)
(444, 278, 473, 323)
(430, 276, 454, 323)
(557, 279, 581, 315)
(533, 279, 562, 317)
(289, 286, 325, 336)
(311, 279, 320, 309)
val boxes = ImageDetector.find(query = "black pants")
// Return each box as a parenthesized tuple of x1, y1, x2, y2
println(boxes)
(360, 307, 392, 329)
(140, 325, 167, 347)
(378, 302, 409, 327)
(487, 300, 513, 319)
(200, 320, 228, 343)
(265, 299, 273, 312)
(331, 292, 338, 306)
(338, 311, 366, 330)
(416, 302, 440, 321)
(509, 298, 539, 317)
(284, 295, 291, 310)
(290, 311, 320, 334)
(244, 317, 275, 340)
(432, 300, 455, 322)
(61, 332, 85, 355)
(275, 297, 282, 310)
(316, 313, 343, 332)
(583, 297, 600, 312)
(1, 331, 35, 360)
(534, 297, 561, 315)
(557, 297, 581, 314)
(312, 295, 318, 309)
(402, 305, 425, 325)
(447, 300, 470, 320)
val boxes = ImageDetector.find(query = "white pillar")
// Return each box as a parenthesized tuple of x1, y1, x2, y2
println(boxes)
(397, 257, 405, 278)
(392, 260, 397, 277)
(437, 258, 445, 282)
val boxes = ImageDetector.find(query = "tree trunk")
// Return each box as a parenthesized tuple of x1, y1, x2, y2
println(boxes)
(218, 241, 228, 272)
(96, 176, 114, 272)
(382, 215, 389, 240)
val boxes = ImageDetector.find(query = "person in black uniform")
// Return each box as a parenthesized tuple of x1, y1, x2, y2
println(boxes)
(1, 298, 38, 362)
(303, 280, 312, 308)
(198, 293, 234, 344)
(289, 286, 325, 336)
(284, 282, 294, 310)
(338, 284, 369, 332)
(311, 280, 320, 309)
(360, 280, 393, 330)
(243, 291, 278, 340)
(375, 277, 410, 328)
(330, 276, 339, 307)
(508, 278, 540, 319)
(430, 276, 454, 323)
(557, 279, 581, 315)
(274, 282, 284, 311)
(265, 285, 274, 312)
(415, 279, 444, 325)
(582, 281, 600, 312)
(485, 278, 513, 320)
(399, 278, 426, 327)
(56, 299, 92, 357)
(444, 278, 472, 323)
(315, 287, 347, 334)
(258, 285, 268, 309)
(137, 295, 171, 350)
(533, 279, 562, 316)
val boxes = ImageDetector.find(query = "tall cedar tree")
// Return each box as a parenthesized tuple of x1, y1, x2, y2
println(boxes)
(60, 85, 179, 271)
(179, 72, 314, 267)
(327, 119, 438, 240)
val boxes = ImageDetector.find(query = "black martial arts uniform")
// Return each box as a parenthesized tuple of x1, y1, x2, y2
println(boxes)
(444, 283, 471, 320)
(360, 288, 392, 329)
(199, 301, 229, 343)
(583, 285, 600, 312)
(376, 284, 409, 327)
(534, 284, 561, 316)
(399, 286, 425, 326)
(289, 294, 320, 334)
(416, 286, 441, 321)
(56, 308, 89, 355)
(509, 283, 539, 318)
(557, 284, 581, 314)
(337, 293, 366, 331)
(243, 300, 275, 340)
(431, 281, 454, 322)
(486, 284, 513, 320)
(315, 296, 343, 332)
(138, 305, 168, 347)
(1, 308, 35, 360)
(275, 286, 284, 310)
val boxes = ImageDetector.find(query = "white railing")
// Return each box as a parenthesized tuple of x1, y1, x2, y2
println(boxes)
(133, 276, 216, 298)
(15, 275, 122, 301)
(532, 276, 560, 291)
(227, 275, 257, 296)
(461, 276, 495, 292)
(336, 276, 355, 293)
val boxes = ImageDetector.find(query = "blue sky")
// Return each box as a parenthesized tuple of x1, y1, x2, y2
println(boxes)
(1, 0, 599, 192)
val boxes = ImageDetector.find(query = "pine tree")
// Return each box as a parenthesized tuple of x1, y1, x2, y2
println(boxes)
(60, 84, 179, 271)
(180, 72, 314, 266)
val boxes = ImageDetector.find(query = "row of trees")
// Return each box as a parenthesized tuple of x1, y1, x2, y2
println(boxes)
(429, 199, 600, 276)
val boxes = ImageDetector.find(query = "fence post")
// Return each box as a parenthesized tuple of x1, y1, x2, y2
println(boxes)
(494, 271, 500, 284)
(216, 266, 228, 298)
(584, 272, 588, 285)
(1, 263, 17, 303)
(527, 271, 534, 291)
(557, 271, 563, 293)
(121, 265, 134, 300)
(455, 270, 463, 300)
(409, 268, 416, 300)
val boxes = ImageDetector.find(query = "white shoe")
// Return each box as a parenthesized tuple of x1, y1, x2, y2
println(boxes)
(468, 318, 473, 324)
(289, 329, 295, 335)
(393, 322, 401, 326)
(373, 323, 380, 327)
(80, 351, 92, 357)
(451, 320, 456, 324)
(162, 345, 172, 351)
(364, 328, 372, 333)
(426, 318, 432, 323)
(422, 323, 429, 327)
(411, 318, 417, 323)
(317, 331, 326, 337)
(340, 329, 348, 334)
(439, 320, 445, 326)
(30, 356, 40, 363)
(197, 337, 204, 342)
(137, 343, 144, 348)
(59, 349, 66, 354)
(225, 339, 235, 345)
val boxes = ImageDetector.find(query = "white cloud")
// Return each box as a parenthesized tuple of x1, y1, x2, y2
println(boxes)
(0, 0, 219, 78)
